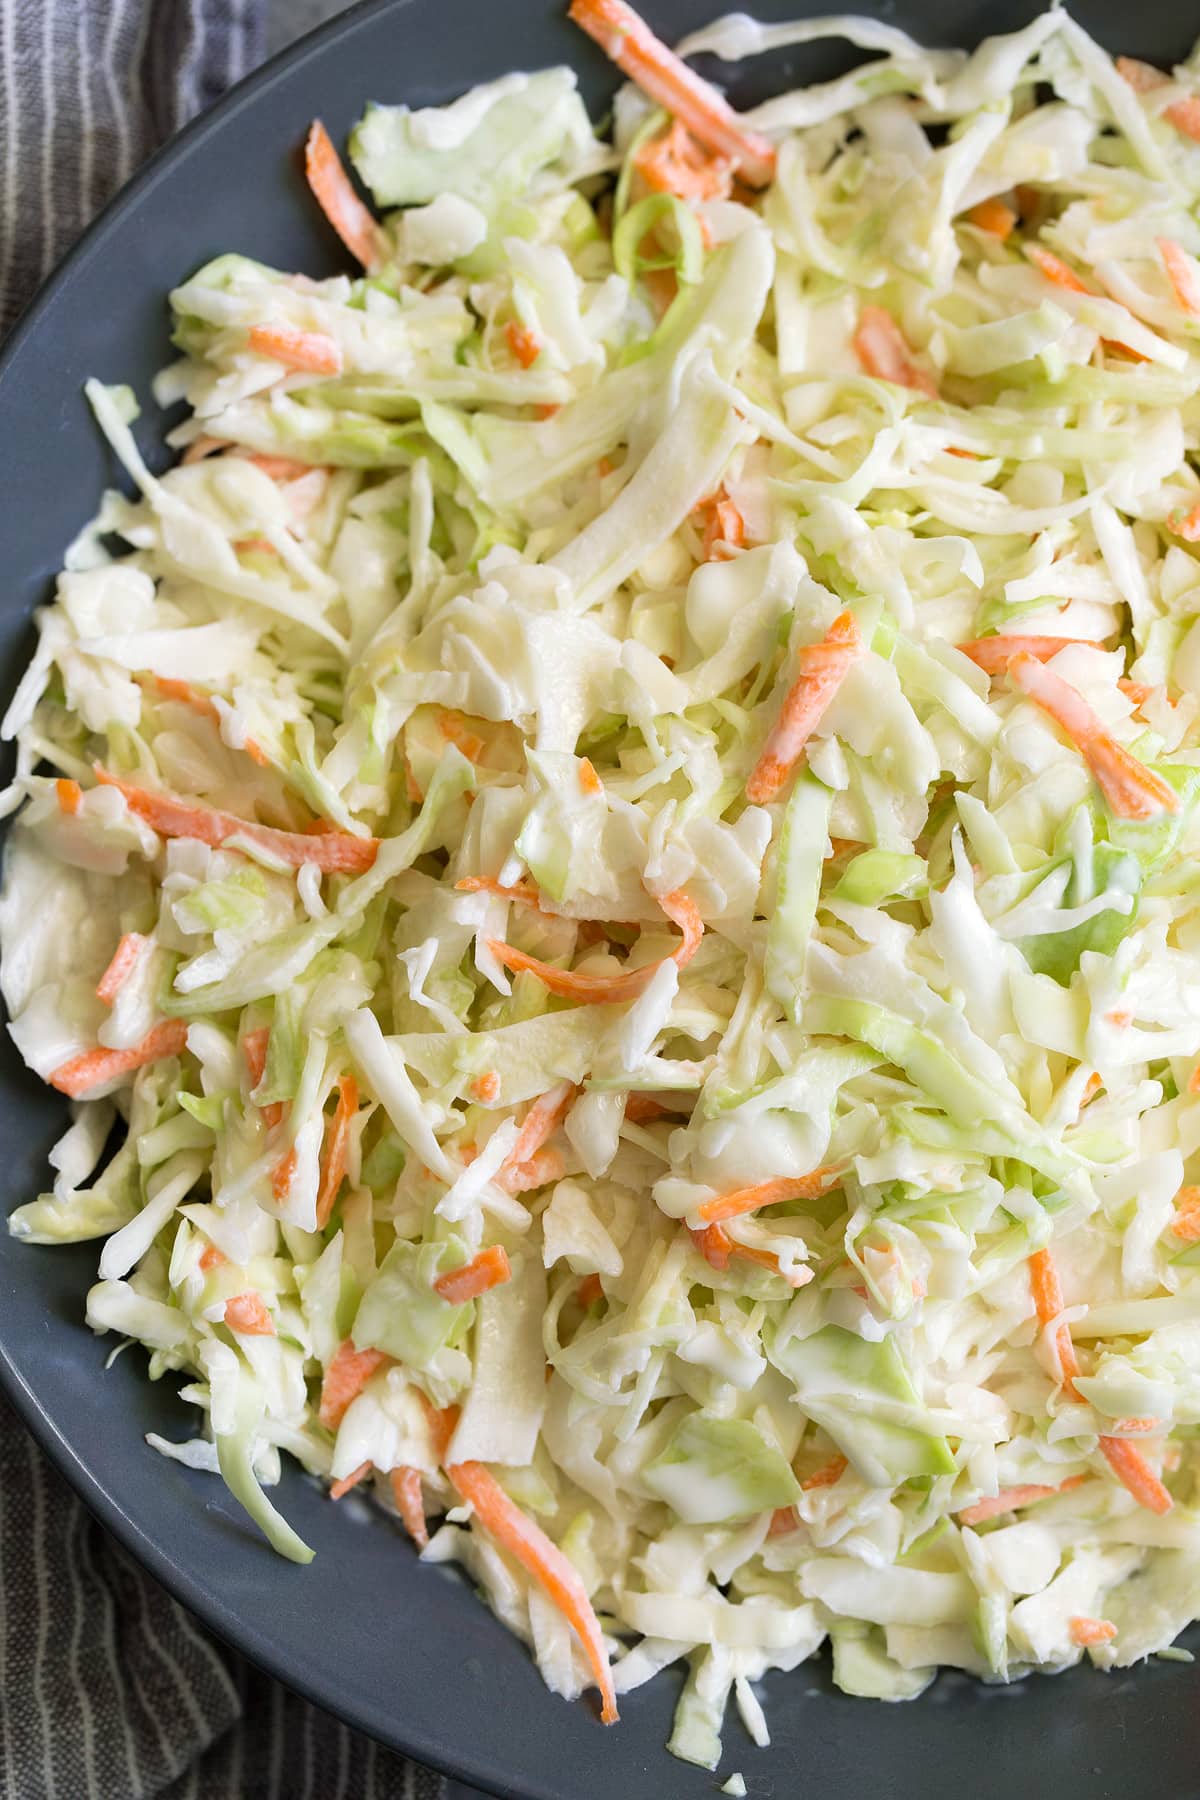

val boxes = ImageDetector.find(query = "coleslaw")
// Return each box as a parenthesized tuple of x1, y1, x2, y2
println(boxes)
(6, 0, 1200, 1767)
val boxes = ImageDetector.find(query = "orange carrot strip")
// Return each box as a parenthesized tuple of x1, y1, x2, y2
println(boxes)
(802, 1455, 848, 1491)
(433, 1244, 512, 1305)
(568, 0, 774, 187)
(94, 768, 379, 873)
(455, 875, 543, 909)
(315, 1075, 359, 1230)
(224, 1291, 275, 1336)
(1166, 96, 1200, 142)
(96, 932, 149, 1005)
(507, 1081, 577, 1171)
(767, 1505, 798, 1536)
(390, 1466, 429, 1548)
(1069, 1617, 1116, 1648)
(1116, 55, 1167, 94)
(330, 1460, 373, 1500)
(535, 402, 561, 420)
(246, 452, 318, 480)
(1007, 653, 1180, 820)
(1108, 1417, 1160, 1436)
(1028, 1247, 1083, 1399)
(56, 777, 82, 815)
(1169, 502, 1200, 542)
(1158, 236, 1200, 316)
(1098, 1435, 1173, 1515)
(957, 1476, 1087, 1528)
(1025, 243, 1091, 295)
(746, 610, 865, 804)
(578, 757, 603, 796)
(577, 1273, 604, 1308)
(318, 1340, 391, 1430)
(687, 1222, 811, 1287)
(505, 322, 542, 368)
(495, 1148, 566, 1197)
(151, 676, 268, 767)
(470, 1070, 501, 1104)
(1172, 1184, 1200, 1242)
(438, 710, 487, 763)
(957, 636, 1104, 675)
(623, 1093, 668, 1123)
(49, 1019, 189, 1099)
(246, 323, 342, 376)
(242, 1027, 284, 1130)
(697, 489, 745, 561)
(199, 1243, 227, 1273)
(271, 1148, 297, 1203)
(697, 1169, 840, 1224)
(305, 120, 386, 268)
(488, 888, 702, 1006)
(634, 118, 733, 200)
(444, 1448, 618, 1723)
(853, 306, 937, 397)
(965, 197, 1016, 239)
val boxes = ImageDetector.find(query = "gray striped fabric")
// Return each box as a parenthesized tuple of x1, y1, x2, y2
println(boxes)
(0, 3, 446, 1794)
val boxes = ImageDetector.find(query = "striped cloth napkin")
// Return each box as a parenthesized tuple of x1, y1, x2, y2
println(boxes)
(0, 3, 447, 1794)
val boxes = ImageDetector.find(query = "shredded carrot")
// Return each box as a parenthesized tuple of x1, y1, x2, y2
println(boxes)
(1158, 236, 1200, 317)
(746, 610, 865, 805)
(535, 402, 560, 420)
(1099, 1435, 1173, 1514)
(304, 120, 386, 268)
(436, 1418, 618, 1722)
(151, 676, 269, 767)
(697, 1169, 840, 1224)
(48, 1019, 189, 1099)
(390, 1466, 428, 1548)
(1069, 1616, 1117, 1648)
(1006, 653, 1180, 820)
(1171, 1184, 1200, 1242)
(470, 1070, 502, 1104)
(1028, 1247, 1083, 1399)
(1080, 1071, 1103, 1107)
(853, 306, 937, 397)
(634, 118, 733, 201)
(1025, 243, 1091, 295)
(271, 1148, 297, 1204)
(455, 875, 543, 909)
(315, 1074, 358, 1230)
(433, 1244, 512, 1305)
(568, 0, 774, 188)
(1116, 54, 1167, 93)
(1109, 1417, 1160, 1436)
(495, 1147, 566, 1196)
(802, 1455, 848, 1491)
(1167, 96, 1200, 142)
(242, 1026, 284, 1130)
(965, 197, 1016, 239)
(56, 777, 82, 816)
(1169, 501, 1200, 542)
(957, 1475, 1087, 1528)
(767, 1506, 798, 1536)
(246, 452, 317, 480)
(224, 1291, 275, 1336)
(577, 757, 603, 796)
(688, 1222, 812, 1287)
(246, 323, 343, 376)
(507, 1081, 577, 1171)
(623, 1093, 669, 1123)
(318, 1340, 391, 1430)
(199, 1243, 227, 1273)
(697, 489, 745, 561)
(577, 1273, 604, 1308)
(957, 635, 1104, 675)
(505, 321, 542, 368)
(488, 888, 702, 1007)
(330, 1460, 373, 1500)
(96, 932, 148, 1005)
(94, 768, 379, 872)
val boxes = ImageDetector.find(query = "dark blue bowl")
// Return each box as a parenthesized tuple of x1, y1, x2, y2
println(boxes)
(1, 3, 1197, 1794)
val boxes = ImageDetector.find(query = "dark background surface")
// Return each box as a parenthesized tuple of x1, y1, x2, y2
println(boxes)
(1, 1, 1199, 1795)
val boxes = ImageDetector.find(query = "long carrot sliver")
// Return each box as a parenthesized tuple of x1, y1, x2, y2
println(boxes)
(94, 768, 379, 873)
(1172, 1184, 1200, 1242)
(315, 1075, 359, 1230)
(853, 306, 937, 397)
(330, 1460, 373, 1500)
(1069, 1616, 1117, 1648)
(1007, 653, 1180, 820)
(688, 1222, 811, 1287)
(965, 197, 1016, 239)
(957, 1476, 1086, 1527)
(488, 888, 702, 1006)
(390, 1466, 429, 1548)
(48, 1019, 189, 1099)
(1158, 237, 1200, 317)
(242, 1026, 284, 1130)
(1025, 243, 1091, 295)
(271, 1147, 298, 1203)
(445, 1452, 618, 1723)
(305, 120, 386, 268)
(507, 1081, 577, 1171)
(634, 119, 732, 201)
(697, 1169, 839, 1224)
(802, 1455, 848, 1491)
(318, 1339, 391, 1430)
(455, 875, 543, 909)
(567, 0, 774, 187)
(96, 932, 149, 1005)
(433, 1244, 512, 1305)
(152, 676, 268, 767)
(957, 636, 1104, 675)
(246, 324, 342, 376)
(746, 610, 865, 804)
(495, 1147, 566, 1196)
(1028, 1247, 1083, 1399)
(224, 1291, 275, 1336)
(1098, 1435, 1173, 1515)
(56, 777, 81, 815)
